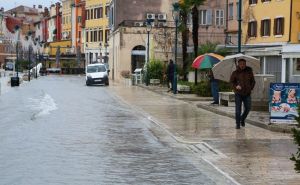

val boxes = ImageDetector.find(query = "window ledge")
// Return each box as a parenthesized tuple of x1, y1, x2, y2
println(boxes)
(262, 35, 270, 38)
(275, 35, 283, 38)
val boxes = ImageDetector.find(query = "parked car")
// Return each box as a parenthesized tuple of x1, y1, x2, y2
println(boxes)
(86, 63, 109, 86)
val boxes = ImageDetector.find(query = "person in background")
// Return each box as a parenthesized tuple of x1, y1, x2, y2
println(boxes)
(167, 59, 175, 92)
(208, 69, 219, 104)
(230, 58, 256, 129)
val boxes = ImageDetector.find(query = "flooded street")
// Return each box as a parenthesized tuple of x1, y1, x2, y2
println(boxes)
(0, 76, 231, 185)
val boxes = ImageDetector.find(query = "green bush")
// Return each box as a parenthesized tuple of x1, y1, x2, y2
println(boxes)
(147, 59, 163, 82)
(290, 103, 300, 173)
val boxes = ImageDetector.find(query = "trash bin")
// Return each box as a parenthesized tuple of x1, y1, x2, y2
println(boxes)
(11, 76, 19, 87)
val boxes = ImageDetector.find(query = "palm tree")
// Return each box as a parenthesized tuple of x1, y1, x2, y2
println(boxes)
(189, 0, 205, 84)
(179, 0, 189, 81)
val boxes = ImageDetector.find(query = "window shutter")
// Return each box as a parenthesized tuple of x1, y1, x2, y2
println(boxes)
(281, 18, 284, 35)
(254, 21, 257, 37)
(274, 18, 277, 35)
(207, 9, 212, 25)
(248, 22, 251, 37)
(260, 20, 263, 36)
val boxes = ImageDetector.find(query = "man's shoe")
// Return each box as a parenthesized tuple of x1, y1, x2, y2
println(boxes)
(211, 102, 219, 105)
(235, 126, 241, 129)
(241, 122, 245, 127)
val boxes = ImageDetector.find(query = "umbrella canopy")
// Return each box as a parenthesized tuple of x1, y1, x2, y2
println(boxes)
(212, 53, 261, 82)
(191, 53, 224, 70)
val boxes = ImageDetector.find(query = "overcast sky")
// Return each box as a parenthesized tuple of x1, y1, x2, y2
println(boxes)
(0, 0, 52, 11)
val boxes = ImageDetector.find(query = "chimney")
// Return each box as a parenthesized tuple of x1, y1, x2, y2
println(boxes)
(33, 5, 36, 9)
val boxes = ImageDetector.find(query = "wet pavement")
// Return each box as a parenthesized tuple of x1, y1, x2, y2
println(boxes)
(0, 75, 235, 185)
(110, 82, 300, 185)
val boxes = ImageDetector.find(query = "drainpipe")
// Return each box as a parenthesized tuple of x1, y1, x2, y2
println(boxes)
(288, 0, 293, 43)
(238, 0, 242, 53)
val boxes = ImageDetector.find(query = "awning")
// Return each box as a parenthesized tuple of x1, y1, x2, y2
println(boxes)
(282, 44, 300, 58)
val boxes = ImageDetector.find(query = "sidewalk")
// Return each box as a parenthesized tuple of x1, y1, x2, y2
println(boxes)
(109, 82, 300, 185)
(138, 84, 296, 133)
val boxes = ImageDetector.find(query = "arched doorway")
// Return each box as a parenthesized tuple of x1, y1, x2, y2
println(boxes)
(131, 45, 145, 73)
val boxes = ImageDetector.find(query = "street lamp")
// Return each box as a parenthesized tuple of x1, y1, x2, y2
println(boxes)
(172, 2, 180, 94)
(145, 18, 152, 86)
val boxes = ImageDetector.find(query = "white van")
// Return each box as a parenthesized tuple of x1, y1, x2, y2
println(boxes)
(86, 63, 109, 86)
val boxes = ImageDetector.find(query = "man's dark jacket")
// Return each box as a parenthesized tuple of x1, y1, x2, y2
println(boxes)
(230, 66, 256, 96)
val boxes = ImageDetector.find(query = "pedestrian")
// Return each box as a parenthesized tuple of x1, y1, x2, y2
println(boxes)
(208, 69, 219, 104)
(230, 58, 256, 129)
(167, 59, 175, 92)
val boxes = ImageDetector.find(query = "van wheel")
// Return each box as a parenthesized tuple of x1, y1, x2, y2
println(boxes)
(86, 81, 90, 86)
(105, 81, 109, 86)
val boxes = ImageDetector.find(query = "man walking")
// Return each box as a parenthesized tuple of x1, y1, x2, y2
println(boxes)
(167, 59, 175, 92)
(230, 58, 256, 129)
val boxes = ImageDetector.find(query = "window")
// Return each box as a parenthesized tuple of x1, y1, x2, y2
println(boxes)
(199, 10, 207, 25)
(228, 3, 233, 20)
(261, 0, 271, 2)
(78, 16, 82, 23)
(105, 29, 110, 43)
(105, 6, 109, 17)
(78, 31, 81, 42)
(86, 10, 89, 20)
(94, 30, 98, 42)
(248, 21, 257, 37)
(199, 9, 212, 25)
(99, 7, 103, 18)
(91, 30, 94, 42)
(293, 58, 300, 75)
(274, 17, 284, 35)
(215, 10, 224, 26)
(98, 30, 103, 42)
(86, 31, 89, 42)
(95, 8, 99, 19)
(249, 0, 257, 5)
(90, 9, 93, 19)
(261, 19, 271, 36)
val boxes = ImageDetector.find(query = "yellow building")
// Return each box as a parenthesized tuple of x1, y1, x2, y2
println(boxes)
(84, 0, 111, 64)
(61, 0, 72, 40)
(242, 0, 300, 83)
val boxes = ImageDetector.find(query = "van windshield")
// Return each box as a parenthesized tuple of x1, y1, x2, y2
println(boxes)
(87, 65, 106, 73)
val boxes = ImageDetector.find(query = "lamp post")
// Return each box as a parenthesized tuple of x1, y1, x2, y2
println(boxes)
(172, 2, 180, 94)
(11, 25, 20, 86)
(104, 42, 109, 69)
(27, 31, 32, 82)
(238, 0, 242, 53)
(145, 19, 152, 86)
(99, 42, 103, 63)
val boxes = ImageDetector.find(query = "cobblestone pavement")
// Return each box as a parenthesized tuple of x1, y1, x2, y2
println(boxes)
(110, 82, 300, 185)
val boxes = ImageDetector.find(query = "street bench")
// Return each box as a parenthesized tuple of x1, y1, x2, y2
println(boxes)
(177, 85, 191, 93)
(150, 79, 160, 85)
(219, 92, 235, 106)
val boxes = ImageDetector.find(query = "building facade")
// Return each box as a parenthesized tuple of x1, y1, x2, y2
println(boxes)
(84, 0, 111, 65)
(108, 0, 175, 81)
(242, 0, 300, 83)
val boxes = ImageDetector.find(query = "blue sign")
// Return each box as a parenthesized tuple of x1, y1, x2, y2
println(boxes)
(270, 83, 300, 124)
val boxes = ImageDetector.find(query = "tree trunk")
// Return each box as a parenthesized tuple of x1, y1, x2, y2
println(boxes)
(192, 5, 199, 84)
(181, 10, 189, 81)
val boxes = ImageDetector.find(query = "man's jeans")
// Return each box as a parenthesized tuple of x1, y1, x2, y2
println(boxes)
(235, 94, 251, 126)
(211, 80, 219, 103)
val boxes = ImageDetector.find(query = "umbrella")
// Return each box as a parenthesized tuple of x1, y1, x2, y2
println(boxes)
(191, 53, 224, 70)
(212, 53, 261, 82)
